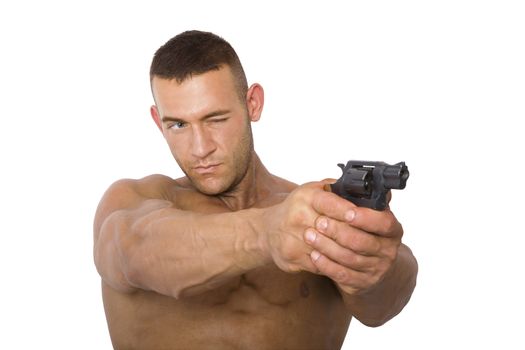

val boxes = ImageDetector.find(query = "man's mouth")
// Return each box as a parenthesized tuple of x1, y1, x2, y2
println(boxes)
(193, 163, 221, 175)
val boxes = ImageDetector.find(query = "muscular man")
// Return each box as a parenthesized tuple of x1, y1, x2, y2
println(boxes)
(93, 30, 418, 350)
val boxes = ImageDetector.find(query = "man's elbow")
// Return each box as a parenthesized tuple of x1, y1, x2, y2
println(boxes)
(355, 311, 397, 328)
(356, 273, 418, 328)
(94, 211, 138, 294)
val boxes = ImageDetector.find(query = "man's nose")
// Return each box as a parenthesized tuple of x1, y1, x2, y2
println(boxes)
(191, 126, 216, 158)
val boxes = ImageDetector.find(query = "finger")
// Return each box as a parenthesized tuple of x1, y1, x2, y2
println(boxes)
(289, 258, 319, 274)
(278, 248, 319, 274)
(314, 216, 381, 256)
(309, 250, 369, 289)
(278, 235, 319, 274)
(311, 190, 357, 223)
(304, 228, 378, 272)
(320, 178, 337, 191)
(349, 207, 403, 238)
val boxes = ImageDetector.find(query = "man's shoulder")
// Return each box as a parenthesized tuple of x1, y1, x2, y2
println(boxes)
(97, 174, 191, 213)
(271, 175, 299, 193)
(94, 174, 186, 230)
(108, 174, 178, 199)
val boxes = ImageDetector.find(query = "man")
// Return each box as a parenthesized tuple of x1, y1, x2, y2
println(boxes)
(94, 30, 418, 349)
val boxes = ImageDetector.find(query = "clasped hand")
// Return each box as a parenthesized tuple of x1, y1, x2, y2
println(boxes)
(265, 180, 404, 296)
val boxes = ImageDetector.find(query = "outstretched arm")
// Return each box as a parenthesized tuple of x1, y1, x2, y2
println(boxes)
(94, 176, 326, 299)
(94, 175, 416, 310)
(93, 176, 271, 299)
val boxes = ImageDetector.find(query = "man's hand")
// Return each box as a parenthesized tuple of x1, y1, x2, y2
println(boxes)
(304, 197, 403, 296)
(262, 179, 404, 297)
(261, 180, 360, 275)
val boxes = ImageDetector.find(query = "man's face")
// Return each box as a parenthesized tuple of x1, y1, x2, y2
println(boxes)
(151, 67, 256, 195)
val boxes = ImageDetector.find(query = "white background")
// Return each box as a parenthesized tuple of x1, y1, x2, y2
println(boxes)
(1, 1, 524, 349)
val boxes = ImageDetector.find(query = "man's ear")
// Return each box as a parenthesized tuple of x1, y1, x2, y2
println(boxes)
(245, 83, 264, 122)
(150, 105, 163, 133)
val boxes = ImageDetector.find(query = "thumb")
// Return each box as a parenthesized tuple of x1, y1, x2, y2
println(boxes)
(320, 178, 337, 192)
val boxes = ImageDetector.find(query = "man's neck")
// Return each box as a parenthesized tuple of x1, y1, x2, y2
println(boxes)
(217, 152, 274, 211)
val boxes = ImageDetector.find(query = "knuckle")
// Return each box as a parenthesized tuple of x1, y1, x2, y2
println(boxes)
(368, 237, 382, 255)
(325, 219, 340, 241)
(289, 207, 308, 226)
(315, 216, 329, 232)
(382, 214, 397, 233)
(346, 232, 365, 252)
(334, 269, 349, 284)
(342, 251, 361, 267)
(337, 230, 354, 249)
(287, 195, 316, 227)
(385, 246, 399, 263)
(370, 272, 383, 287)
(346, 232, 376, 256)
(287, 264, 302, 273)
(374, 241, 399, 261)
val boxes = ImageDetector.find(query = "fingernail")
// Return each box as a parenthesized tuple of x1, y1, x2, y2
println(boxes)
(345, 209, 355, 222)
(317, 217, 328, 232)
(305, 230, 317, 243)
(311, 250, 321, 262)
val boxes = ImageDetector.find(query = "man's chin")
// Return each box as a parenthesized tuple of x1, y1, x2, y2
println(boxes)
(190, 178, 230, 196)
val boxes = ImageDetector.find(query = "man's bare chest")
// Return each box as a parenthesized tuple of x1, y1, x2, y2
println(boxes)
(103, 269, 349, 349)
(179, 265, 323, 309)
(105, 265, 339, 319)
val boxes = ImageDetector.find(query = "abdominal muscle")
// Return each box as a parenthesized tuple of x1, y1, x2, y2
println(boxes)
(103, 265, 352, 350)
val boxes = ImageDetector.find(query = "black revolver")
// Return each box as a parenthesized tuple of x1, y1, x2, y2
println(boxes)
(330, 161, 409, 211)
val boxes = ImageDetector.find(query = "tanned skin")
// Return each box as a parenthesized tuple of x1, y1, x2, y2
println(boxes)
(94, 66, 418, 349)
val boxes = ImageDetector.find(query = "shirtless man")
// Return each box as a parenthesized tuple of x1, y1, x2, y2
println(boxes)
(93, 30, 418, 350)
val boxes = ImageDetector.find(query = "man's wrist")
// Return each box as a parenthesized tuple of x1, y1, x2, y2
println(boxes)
(238, 207, 272, 267)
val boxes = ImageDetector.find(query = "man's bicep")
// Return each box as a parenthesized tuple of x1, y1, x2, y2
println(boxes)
(93, 179, 174, 292)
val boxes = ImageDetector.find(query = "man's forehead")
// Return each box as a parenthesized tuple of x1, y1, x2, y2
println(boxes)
(151, 67, 239, 119)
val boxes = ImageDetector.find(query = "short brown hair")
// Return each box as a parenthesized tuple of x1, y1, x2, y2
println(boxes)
(150, 30, 248, 101)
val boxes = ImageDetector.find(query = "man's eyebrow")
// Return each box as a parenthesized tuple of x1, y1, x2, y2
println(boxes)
(161, 109, 231, 123)
(161, 115, 184, 123)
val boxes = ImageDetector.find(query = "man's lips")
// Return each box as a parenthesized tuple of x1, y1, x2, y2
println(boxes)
(193, 163, 221, 175)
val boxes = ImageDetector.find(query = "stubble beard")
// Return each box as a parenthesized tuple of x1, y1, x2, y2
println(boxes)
(178, 122, 254, 196)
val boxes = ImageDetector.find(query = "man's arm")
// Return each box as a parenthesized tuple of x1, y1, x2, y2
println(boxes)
(303, 196, 418, 326)
(93, 176, 271, 298)
(94, 175, 414, 308)
(93, 176, 324, 299)
(337, 243, 417, 326)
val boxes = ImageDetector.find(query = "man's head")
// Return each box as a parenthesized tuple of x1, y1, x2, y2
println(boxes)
(150, 30, 248, 103)
(149, 31, 264, 196)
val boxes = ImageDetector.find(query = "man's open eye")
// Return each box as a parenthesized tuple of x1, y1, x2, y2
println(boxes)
(169, 121, 187, 129)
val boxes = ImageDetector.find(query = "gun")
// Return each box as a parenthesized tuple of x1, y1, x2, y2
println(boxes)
(330, 161, 409, 210)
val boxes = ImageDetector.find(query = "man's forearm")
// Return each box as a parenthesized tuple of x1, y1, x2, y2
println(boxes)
(340, 244, 418, 327)
(97, 204, 270, 298)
